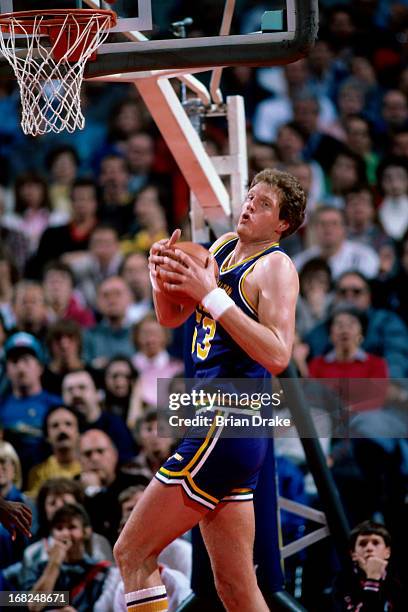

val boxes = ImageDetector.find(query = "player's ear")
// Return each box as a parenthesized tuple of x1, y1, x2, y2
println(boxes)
(277, 220, 289, 235)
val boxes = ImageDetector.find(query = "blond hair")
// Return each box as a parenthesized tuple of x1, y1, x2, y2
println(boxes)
(250, 168, 306, 238)
(0, 441, 22, 489)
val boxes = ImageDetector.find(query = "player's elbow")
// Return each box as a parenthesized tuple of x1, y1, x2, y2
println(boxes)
(155, 313, 180, 329)
(266, 351, 291, 375)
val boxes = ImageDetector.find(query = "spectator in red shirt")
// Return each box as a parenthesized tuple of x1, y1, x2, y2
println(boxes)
(308, 306, 387, 378)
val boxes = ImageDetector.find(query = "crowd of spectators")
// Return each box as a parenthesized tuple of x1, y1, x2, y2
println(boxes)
(1, 0, 408, 609)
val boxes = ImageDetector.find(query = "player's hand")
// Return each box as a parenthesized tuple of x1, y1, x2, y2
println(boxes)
(149, 229, 181, 289)
(0, 497, 32, 540)
(149, 229, 181, 263)
(156, 248, 218, 303)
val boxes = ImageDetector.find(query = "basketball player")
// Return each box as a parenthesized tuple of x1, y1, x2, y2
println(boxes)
(114, 169, 306, 612)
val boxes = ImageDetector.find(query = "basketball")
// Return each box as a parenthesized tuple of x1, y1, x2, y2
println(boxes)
(156, 242, 218, 306)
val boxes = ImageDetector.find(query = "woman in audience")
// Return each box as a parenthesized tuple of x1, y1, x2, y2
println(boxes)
(104, 355, 138, 423)
(47, 145, 79, 219)
(0, 441, 28, 568)
(377, 156, 408, 242)
(11, 173, 52, 253)
(296, 257, 333, 338)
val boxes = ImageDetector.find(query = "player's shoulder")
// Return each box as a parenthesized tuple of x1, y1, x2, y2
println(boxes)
(254, 249, 298, 286)
(209, 232, 237, 254)
(259, 249, 297, 273)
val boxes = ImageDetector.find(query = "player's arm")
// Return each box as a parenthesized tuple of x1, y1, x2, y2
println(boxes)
(219, 253, 298, 374)
(158, 249, 298, 374)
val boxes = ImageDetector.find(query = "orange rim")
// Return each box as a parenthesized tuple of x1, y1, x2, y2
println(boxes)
(0, 9, 117, 34)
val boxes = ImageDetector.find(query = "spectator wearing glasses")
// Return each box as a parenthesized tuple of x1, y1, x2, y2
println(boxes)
(304, 271, 408, 378)
(294, 207, 379, 280)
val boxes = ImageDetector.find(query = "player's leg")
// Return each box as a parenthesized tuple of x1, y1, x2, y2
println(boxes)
(114, 478, 207, 610)
(200, 500, 269, 612)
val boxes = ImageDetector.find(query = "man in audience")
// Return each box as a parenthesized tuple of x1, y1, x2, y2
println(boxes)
(11, 281, 49, 344)
(305, 271, 408, 377)
(83, 276, 133, 367)
(79, 429, 147, 545)
(98, 154, 134, 235)
(27, 405, 81, 497)
(294, 206, 379, 279)
(62, 369, 136, 463)
(0, 333, 61, 475)
(125, 132, 157, 193)
(67, 223, 124, 308)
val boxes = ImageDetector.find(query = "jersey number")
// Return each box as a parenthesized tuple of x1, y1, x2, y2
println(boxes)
(192, 311, 216, 360)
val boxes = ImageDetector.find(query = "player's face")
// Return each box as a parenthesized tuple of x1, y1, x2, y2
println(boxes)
(237, 182, 285, 241)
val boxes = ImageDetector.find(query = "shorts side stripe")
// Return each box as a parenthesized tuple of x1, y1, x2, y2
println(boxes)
(159, 417, 219, 479)
(184, 416, 220, 472)
(156, 468, 219, 505)
(222, 492, 254, 502)
(155, 472, 217, 509)
(190, 417, 224, 477)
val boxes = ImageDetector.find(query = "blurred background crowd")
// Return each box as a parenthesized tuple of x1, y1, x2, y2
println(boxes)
(1, 0, 408, 609)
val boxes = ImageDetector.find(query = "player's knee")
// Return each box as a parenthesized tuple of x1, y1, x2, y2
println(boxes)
(113, 536, 128, 569)
(114, 535, 142, 570)
(114, 536, 156, 575)
(214, 568, 252, 608)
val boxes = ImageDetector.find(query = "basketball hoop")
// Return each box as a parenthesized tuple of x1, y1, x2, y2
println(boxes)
(0, 9, 116, 135)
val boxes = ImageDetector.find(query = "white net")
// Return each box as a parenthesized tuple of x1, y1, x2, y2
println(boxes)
(0, 11, 113, 136)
